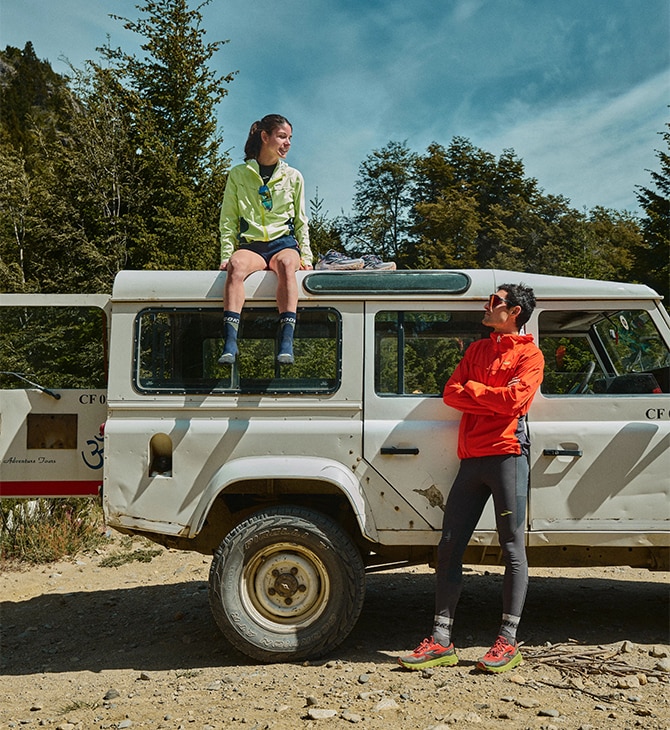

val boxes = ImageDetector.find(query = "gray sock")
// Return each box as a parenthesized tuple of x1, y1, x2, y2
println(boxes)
(432, 615, 454, 647)
(499, 613, 521, 643)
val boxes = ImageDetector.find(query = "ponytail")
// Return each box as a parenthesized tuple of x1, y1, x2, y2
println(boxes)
(244, 114, 291, 160)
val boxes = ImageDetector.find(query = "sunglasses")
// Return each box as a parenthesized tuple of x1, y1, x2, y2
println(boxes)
(258, 184, 273, 211)
(487, 293, 510, 309)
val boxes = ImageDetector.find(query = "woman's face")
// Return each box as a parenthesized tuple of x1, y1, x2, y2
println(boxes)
(261, 122, 292, 162)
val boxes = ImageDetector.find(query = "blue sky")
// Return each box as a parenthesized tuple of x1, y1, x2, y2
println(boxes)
(1, 0, 668, 218)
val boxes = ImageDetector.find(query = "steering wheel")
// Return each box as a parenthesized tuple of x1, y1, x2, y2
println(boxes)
(568, 360, 596, 394)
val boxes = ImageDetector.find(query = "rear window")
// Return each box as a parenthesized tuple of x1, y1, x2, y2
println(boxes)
(0, 306, 107, 390)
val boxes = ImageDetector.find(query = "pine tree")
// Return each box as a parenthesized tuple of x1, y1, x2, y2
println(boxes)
(308, 189, 342, 259)
(0, 42, 72, 156)
(344, 141, 417, 265)
(0, 43, 85, 292)
(635, 121, 670, 303)
(98, 0, 236, 270)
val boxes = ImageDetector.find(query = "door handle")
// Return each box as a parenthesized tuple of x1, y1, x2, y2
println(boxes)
(380, 446, 420, 455)
(543, 448, 583, 457)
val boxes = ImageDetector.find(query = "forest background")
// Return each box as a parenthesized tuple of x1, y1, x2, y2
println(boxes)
(0, 0, 668, 302)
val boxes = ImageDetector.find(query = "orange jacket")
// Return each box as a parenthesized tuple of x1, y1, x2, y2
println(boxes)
(443, 332, 544, 459)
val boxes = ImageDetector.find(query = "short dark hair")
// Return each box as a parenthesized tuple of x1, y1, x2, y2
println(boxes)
(499, 283, 536, 328)
(244, 114, 292, 160)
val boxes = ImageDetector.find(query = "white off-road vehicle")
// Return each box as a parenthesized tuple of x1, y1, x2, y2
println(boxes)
(1, 268, 668, 662)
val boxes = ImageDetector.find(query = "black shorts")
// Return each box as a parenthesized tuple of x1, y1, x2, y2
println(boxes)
(239, 235, 300, 265)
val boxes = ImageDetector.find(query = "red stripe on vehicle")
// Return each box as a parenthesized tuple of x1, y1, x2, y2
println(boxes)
(0, 481, 101, 498)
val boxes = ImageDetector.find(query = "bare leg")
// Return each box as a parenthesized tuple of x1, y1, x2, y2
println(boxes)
(268, 248, 301, 312)
(223, 248, 267, 312)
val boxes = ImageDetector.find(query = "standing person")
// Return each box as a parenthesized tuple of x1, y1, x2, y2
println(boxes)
(398, 284, 544, 673)
(218, 114, 313, 365)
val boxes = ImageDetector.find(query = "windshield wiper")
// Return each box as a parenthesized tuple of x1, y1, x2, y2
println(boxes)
(0, 371, 61, 400)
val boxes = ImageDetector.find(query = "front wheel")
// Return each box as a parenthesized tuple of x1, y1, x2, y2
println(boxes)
(208, 506, 366, 662)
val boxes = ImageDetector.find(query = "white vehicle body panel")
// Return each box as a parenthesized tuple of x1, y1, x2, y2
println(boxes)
(0, 294, 109, 497)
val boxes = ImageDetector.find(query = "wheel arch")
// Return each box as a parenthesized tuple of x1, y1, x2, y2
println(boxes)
(190, 455, 378, 544)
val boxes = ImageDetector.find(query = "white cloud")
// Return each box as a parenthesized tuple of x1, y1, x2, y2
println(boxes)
(451, 0, 487, 24)
(476, 70, 670, 211)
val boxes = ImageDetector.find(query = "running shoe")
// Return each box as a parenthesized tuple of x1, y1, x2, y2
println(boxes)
(315, 250, 364, 270)
(361, 254, 396, 270)
(476, 635, 523, 673)
(397, 636, 459, 670)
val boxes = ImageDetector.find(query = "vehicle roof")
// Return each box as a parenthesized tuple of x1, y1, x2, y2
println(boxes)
(110, 269, 660, 303)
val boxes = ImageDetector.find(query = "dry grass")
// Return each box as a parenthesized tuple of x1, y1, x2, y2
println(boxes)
(0, 497, 106, 566)
(98, 546, 163, 567)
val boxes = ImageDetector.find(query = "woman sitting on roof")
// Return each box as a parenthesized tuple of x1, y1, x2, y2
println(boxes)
(218, 114, 313, 365)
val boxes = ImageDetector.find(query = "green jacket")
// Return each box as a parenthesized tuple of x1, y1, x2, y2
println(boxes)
(219, 159, 312, 266)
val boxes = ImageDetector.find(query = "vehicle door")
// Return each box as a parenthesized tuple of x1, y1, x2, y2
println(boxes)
(362, 301, 498, 533)
(529, 301, 670, 533)
(0, 295, 110, 497)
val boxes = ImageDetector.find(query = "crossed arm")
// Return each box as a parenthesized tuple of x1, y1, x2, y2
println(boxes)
(443, 350, 545, 417)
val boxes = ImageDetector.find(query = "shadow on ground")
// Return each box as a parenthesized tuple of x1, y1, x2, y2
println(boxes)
(1, 568, 667, 675)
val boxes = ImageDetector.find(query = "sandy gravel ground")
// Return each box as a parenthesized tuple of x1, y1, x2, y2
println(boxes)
(1, 535, 668, 730)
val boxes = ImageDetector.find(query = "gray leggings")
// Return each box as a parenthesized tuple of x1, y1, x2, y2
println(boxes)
(436, 454, 529, 622)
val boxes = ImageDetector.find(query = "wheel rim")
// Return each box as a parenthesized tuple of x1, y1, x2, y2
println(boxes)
(241, 541, 330, 631)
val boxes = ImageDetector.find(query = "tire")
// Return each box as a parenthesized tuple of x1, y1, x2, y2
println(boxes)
(208, 505, 366, 662)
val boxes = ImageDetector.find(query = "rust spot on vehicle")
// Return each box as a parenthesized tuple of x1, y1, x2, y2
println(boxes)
(414, 484, 445, 511)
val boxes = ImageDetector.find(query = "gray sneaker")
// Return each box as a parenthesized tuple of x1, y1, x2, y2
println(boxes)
(316, 250, 365, 270)
(361, 254, 396, 270)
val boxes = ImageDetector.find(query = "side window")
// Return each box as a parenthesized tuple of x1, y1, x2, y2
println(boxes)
(0, 306, 107, 390)
(539, 309, 670, 395)
(375, 311, 487, 395)
(135, 307, 340, 395)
